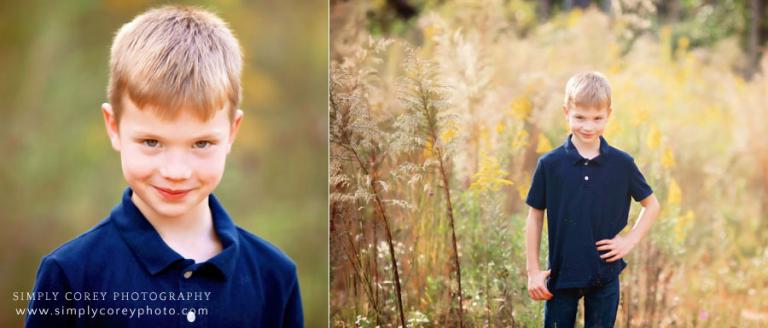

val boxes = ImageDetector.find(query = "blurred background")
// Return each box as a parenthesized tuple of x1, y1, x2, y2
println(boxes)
(331, 0, 768, 327)
(0, 0, 327, 326)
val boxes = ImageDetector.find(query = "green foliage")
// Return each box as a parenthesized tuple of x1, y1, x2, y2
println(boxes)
(672, 0, 746, 48)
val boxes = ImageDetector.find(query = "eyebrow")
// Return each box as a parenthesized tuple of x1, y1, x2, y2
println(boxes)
(130, 130, 225, 140)
(190, 133, 225, 140)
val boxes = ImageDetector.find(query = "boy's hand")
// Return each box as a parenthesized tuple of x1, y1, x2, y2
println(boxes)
(527, 270, 553, 301)
(596, 235, 637, 262)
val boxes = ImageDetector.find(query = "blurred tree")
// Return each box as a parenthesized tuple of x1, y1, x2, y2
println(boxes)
(358, 0, 768, 78)
(747, 0, 764, 77)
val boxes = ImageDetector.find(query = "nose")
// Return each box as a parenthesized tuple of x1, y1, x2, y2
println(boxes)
(160, 151, 192, 181)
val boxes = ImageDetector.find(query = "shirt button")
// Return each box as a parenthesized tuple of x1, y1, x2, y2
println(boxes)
(183, 271, 193, 279)
(584, 161, 588, 165)
(584, 176, 589, 181)
(186, 309, 196, 322)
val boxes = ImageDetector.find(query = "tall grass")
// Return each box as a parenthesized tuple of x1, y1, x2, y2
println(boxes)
(331, 2, 768, 327)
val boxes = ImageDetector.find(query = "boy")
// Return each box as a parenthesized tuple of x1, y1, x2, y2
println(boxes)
(525, 72, 660, 327)
(26, 6, 303, 327)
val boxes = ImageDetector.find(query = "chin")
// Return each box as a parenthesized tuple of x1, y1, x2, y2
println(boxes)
(577, 134, 598, 141)
(148, 201, 195, 218)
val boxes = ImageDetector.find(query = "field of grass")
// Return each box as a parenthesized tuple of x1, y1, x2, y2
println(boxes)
(331, 2, 768, 327)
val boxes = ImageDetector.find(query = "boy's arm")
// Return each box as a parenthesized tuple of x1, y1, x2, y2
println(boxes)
(25, 257, 75, 328)
(525, 207, 552, 301)
(282, 266, 304, 327)
(596, 194, 661, 262)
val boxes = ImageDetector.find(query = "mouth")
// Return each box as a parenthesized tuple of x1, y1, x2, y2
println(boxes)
(153, 186, 193, 201)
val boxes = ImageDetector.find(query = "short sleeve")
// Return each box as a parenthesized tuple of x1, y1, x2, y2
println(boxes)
(526, 158, 547, 210)
(25, 256, 75, 328)
(629, 159, 653, 201)
(282, 268, 304, 328)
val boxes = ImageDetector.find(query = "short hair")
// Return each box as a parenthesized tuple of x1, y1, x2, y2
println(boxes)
(563, 71, 611, 109)
(108, 5, 242, 122)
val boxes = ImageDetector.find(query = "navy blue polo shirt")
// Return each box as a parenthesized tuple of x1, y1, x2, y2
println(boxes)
(26, 188, 303, 327)
(526, 135, 652, 290)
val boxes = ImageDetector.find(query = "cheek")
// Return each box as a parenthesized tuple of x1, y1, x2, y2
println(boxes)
(121, 146, 156, 182)
(595, 121, 607, 130)
(193, 150, 228, 183)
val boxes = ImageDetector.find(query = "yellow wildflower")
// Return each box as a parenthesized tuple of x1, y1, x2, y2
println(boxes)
(496, 122, 506, 135)
(566, 9, 582, 27)
(517, 181, 529, 201)
(469, 152, 513, 192)
(423, 25, 436, 39)
(512, 129, 529, 150)
(536, 133, 553, 154)
(661, 147, 675, 169)
(441, 127, 457, 144)
(510, 96, 533, 121)
(422, 140, 434, 158)
(647, 126, 661, 150)
(667, 178, 682, 206)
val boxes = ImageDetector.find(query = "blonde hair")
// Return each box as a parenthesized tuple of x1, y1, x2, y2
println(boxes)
(563, 71, 611, 109)
(108, 5, 242, 122)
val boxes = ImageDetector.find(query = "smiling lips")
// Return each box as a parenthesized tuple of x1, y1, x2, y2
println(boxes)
(154, 186, 192, 201)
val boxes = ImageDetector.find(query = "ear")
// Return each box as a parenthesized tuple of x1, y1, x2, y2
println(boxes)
(607, 106, 613, 117)
(227, 109, 244, 154)
(101, 103, 121, 151)
(562, 105, 569, 118)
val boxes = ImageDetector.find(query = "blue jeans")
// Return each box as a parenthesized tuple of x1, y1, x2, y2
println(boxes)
(544, 278, 620, 328)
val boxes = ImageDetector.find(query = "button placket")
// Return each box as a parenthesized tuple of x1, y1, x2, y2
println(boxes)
(179, 264, 199, 325)
(582, 159, 591, 188)
(187, 309, 196, 322)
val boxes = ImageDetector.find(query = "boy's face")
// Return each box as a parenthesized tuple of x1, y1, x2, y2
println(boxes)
(102, 95, 243, 220)
(563, 103, 611, 145)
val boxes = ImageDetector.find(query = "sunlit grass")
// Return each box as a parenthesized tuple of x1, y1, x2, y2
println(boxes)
(331, 2, 768, 327)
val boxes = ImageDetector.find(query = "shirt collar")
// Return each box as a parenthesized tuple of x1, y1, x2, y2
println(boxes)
(563, 134, 611, 165)
(111, 188, 240, 280)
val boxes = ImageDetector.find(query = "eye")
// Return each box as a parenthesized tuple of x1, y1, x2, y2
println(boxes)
(193, 141, 212, 149)
(143, 139, 159, 148)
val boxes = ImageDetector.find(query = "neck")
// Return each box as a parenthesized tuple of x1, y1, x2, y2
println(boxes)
(571, 134, 601, 158)
(131, 193, 222, 262)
